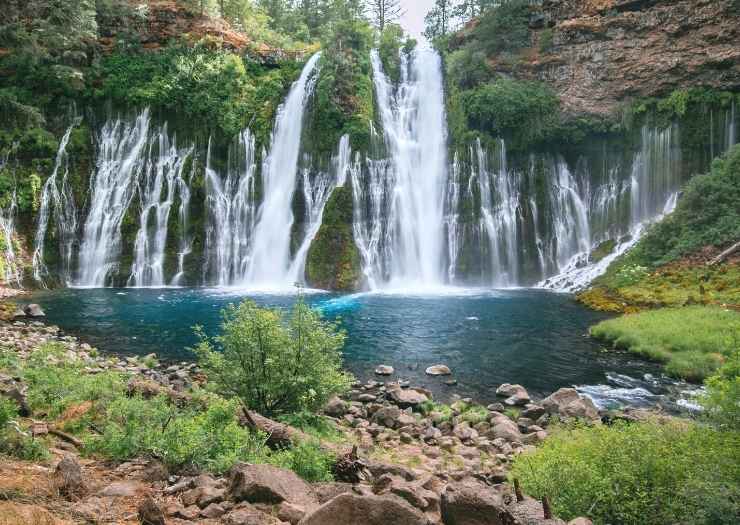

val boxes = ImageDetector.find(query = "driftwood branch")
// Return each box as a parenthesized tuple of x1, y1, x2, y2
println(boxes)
(708, 241, 740, 266)
(239, 408, 344, 455)
(49, 427, 83, 448)
(513, 478, 524, 502)
(542, 495, 552, 519)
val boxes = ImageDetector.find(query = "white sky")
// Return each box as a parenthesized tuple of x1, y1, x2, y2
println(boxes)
(400, 0, 435, 42)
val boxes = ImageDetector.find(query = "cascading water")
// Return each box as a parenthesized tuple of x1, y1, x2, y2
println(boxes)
(32, 119, 81, 285)
(286, 136, 353, 284)
(128, 126, 194, 287)
(445, 152, 461, 281)
(360, 48, 449, 289)
(0, 181, 22, 287)
(76, 110, 151, 287)
(171, 153, 195, 286)
(203, 132, 259, 286)
(240, 52, 321, 288)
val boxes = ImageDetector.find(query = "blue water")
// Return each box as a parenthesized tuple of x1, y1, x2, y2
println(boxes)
(28, 287, 660, 402)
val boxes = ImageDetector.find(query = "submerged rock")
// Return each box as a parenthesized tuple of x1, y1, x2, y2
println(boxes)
(425, 364, 452, 376)
(375, 365, 394, 376)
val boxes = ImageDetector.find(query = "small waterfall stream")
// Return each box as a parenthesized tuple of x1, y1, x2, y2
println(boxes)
(128, 126, 194, 287)
(0, 157, 22, 285)
(76, 110, 151, 287)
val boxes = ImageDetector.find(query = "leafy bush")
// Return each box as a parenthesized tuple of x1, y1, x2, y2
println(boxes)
(446, 48, 491, 90)
(87, 395, 269, 473)
(461, 78, 560, 150)
(270, 440, 335, 482)
(701, 353, 740, 431)
(510, 420, 740, 524)
(626, 144, 740, 267)
(0, 396, 49, 461)
(195, 299, 353, 416)
(470, 0, 530, 55)
(590, 306, 740, 381)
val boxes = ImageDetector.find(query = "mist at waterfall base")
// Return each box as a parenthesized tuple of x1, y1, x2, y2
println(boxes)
(31, 287, 701, 411)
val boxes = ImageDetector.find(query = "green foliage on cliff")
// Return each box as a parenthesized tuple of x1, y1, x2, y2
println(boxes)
(305, 18, 375, 158)
(468, 0, 530, 55)
(618, 144, 740, 269)
(306, 186, 361, 291)
(195, 299, 353, 416)
(511, 419, 740, 525)
(91, 44, 302, 140)
(460, 78, 560, 150)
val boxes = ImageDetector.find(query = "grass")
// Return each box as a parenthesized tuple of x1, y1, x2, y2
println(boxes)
(590, 306, 740, 381)
(0, 343, 339, 481)
(510, 419, 740, 524)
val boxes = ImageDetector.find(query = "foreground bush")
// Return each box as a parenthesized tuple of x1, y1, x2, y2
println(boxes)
(195, 299, 353, 416)
(701, 353, 740, 431)
(590, 306, 740, 381)
(510, 420, 740, 524)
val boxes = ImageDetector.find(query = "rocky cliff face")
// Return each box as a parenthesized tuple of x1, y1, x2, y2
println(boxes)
(515, 0, 740, 116)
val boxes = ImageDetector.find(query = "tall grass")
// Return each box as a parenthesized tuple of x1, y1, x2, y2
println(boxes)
(590, 306, 740, 381)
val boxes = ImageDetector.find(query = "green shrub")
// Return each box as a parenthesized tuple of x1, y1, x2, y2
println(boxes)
(270, 440, 335, 482)
(0, 397, 49, 461)
(87, 395, 269, 474)
(470, 0, 530, 55)
(461, 78, 560, 151)
(701, 353, 740, 431)
(510, 420, 740, 524)
(195, 298, 353, 416)
(590, 306, 740, 381)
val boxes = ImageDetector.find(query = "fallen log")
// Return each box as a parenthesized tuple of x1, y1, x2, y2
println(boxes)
(708, 240, 740, 266)
(239, 408, 345, 455)
(48, 426, 84, 448)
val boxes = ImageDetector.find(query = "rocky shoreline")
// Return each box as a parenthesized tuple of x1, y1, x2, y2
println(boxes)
(0, 306, 617, 524)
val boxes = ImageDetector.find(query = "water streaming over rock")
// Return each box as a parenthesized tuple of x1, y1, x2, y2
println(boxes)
(0, 153, 22, 286)
(76, 110, 151, 287)
(358, 48, 449, 289)
(32, 119, 81, 285)
(240, 53, 321, 288)
(127, 126, 194, 287)
(203, 132, 259, 286)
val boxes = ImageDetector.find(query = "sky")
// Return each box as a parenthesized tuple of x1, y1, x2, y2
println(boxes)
(400, 0, 435, 42)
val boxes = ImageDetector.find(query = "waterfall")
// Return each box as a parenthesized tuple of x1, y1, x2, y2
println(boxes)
(0, 178, 22, 286)
(364, 48, 449, 289)
(727, 100, 737, 151)
(203, 132, 259, 286)
(171, 152, 195, 286)
(76, 110, 151, 287)
(240, 53, 321, 288)
(128, 126, 194, 287)
(445, 152, 462, 281)
(32, 119, 81, 285)
(286, 136, 353, 284)
(476, 139, 522, 286)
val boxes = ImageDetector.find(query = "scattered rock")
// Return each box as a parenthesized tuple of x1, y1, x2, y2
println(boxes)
(441, 479, 507, 525)
(323, 396, 348, 418)
(496, 384, 530, 406)
(225, 502, 287, 525)
(201, 502, 227, 519)
(425, 364, 452, 376)
(298, 493, 427, 525)
(542, 388, 599, 421)
(23, 304, 45, 317)
(98, 480, 146, 498)
(387, 384, 429, 408)
(229, 463, 318, 508)
(53, 455, 85, 499)
(375, 365, 394, 375)
(138, 497, 166, 525)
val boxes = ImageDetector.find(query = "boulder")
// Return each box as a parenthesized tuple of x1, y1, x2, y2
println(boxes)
(496, 384, 530, 406)
(23, 304, 45, 317)
(225, 502, 288, 525)
(53, 455, 85, 498)
(387, 385, 429, 408)
(521, 404, 546, 420)
(98, 480, 147, 497)
(324, 396, 348, 418)
(488, 416, 522, 443)
(278, 501, 308, 524)
(312, 482, 355, 504)
(371, 405, 401, 428)
(440, 479, 508, 525)
(375, 365, 395, 376)
(298, 493, 427, 525)
(201, 502, 227, 518)
(425, 364, 452, 376)
(542, 388, 599, 421)
(228, 463, 318, 508)
(138, 497, 166, 525)
(0, 373, 30, 416)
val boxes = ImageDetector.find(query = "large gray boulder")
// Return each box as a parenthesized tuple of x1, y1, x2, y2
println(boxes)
(228, 463, 318, 508)
(387, 384, 430, 408)
(298, 493, 427, 525)
(441, 479, 508, 525)
(323, 396, 348, 418)
(23, 303, 45, 317)
(496, 384, 530, 406)
(541, 388, 599, 421)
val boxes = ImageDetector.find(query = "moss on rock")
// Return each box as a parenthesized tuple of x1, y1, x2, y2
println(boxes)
(305, 186, 360, 291)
